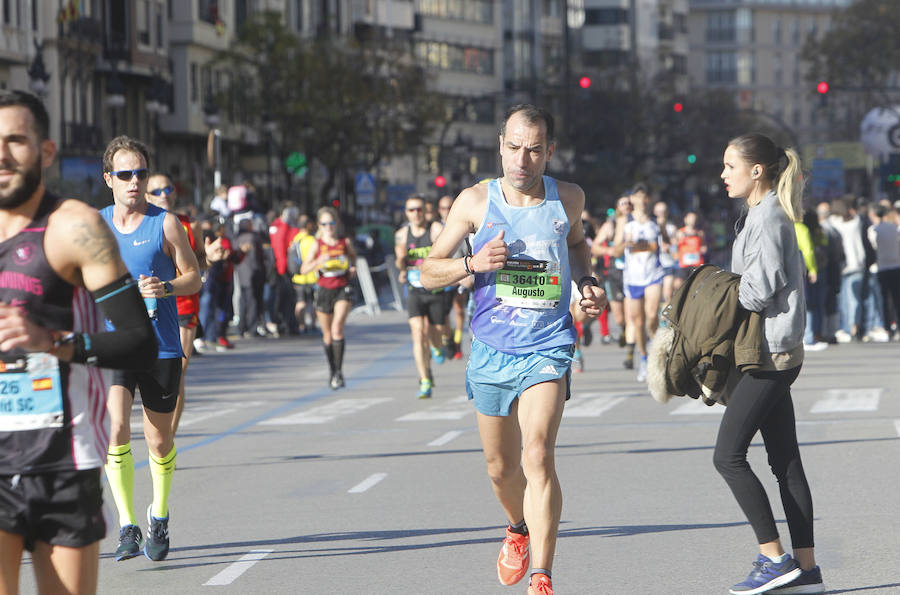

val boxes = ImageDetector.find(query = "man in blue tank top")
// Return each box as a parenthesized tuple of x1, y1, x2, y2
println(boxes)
(421, 105, 607, 595)
(99, 136, 201, 563)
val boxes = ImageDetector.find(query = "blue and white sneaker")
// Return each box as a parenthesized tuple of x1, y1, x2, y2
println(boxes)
(431, 346, 445, 364)
(730, 554, 802, 594)
(144, 505, 170, 561)
(769, 566, 825, 594)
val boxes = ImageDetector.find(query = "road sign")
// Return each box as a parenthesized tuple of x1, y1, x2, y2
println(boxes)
(355, 171, 376, 206)
(285, 152, 307, 178)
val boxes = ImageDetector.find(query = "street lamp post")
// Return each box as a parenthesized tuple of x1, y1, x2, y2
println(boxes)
(145, 75, 168, 166)
(203, 88, 221, 191)
(27, 41, 51, 101)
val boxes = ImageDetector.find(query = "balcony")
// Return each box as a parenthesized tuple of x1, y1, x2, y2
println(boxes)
(63, 122, 103, 152)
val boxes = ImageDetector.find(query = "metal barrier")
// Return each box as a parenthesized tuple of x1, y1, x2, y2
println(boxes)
(350, 256, 405, 318)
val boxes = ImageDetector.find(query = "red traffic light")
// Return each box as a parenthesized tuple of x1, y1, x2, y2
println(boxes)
(434, 175, 447, 188)
(816, 81, 829, 94)
(579, 76, 591, 89)
(673, 102, 684, 113)
(331, 199, 340, 208)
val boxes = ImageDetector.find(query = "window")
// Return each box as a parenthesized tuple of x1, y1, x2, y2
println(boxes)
(190, 62, 198, 102)
(415, 41, 494, 75)
(294, 0, 303, 31)
(419, 0, 493, 24)
(156, 2, 164, 48)
(3, 0, 10, 25)
(137, 0, 150, 46)
(791, 18, 799, 46)
(584, 8, 628, 26)
(198, 0, 219, 25)
(32, 0, 37, 31)
(542, 0, 560, 18)
(738, 52, 755, 85)
(706, 11, 735, 42)
(706, 51, 736, 83)
(773, 53, 782, 85)
(773, 17, 781, 44)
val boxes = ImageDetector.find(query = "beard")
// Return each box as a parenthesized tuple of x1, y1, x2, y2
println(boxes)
(0, 160, 42, 210)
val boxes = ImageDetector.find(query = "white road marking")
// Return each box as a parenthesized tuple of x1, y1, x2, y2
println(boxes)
(397, 396, 472, 421)
(348, 473, 387, 493)
(260, 398, 392, 425)
(895, 420, 900, 437)
(563, 393, 627, 418)
(670, 398, 725, 415)
(811, 388, 881, 414)
(428, 430, 464, 446)
(203, 549, 273, 586)
(179, 402, 267, 428)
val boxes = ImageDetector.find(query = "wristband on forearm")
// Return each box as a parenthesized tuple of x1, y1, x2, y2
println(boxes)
(577, 275, 600, 295)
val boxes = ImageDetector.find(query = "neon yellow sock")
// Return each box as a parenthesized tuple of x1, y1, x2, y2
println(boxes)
(453, 328, 462, 344)
(149, 444, 176, 519)
(105, 443, 137, 527)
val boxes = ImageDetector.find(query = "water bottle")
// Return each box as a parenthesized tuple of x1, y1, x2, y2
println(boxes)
(142, 273, 158, 320)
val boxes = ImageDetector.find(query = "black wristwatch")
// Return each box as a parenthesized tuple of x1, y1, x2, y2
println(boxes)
(163, 281, 174, 297)
(577, 275, 600, 295)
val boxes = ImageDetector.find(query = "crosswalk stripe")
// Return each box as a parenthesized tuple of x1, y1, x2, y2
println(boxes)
(563, 393, 628, 418)
(203, 550, 273, 586)
(179, 401, 267, 428)
(428, 430, 464, 446)
(397, 396, 472, 421)
(895, 420, 900, 437)
(810, 388, 881, 413)
(348, 473, 387, 493)
(260, 398, 392, 425)
(670, 398, 725, 415)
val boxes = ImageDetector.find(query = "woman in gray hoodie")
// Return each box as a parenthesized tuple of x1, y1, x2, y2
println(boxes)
(716, 133, 822, 595)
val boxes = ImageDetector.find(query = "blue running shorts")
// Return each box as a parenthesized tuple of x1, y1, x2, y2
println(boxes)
(466, 338, 574, 417)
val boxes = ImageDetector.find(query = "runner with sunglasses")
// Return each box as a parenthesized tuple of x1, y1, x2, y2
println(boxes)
(145, 174, 218, 435)
(100, 137, 202, 562)
(395, 195, 452, 399)
(300, 206, 356, 390)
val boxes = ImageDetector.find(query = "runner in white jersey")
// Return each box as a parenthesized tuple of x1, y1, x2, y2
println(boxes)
(613, 184, 665, 382)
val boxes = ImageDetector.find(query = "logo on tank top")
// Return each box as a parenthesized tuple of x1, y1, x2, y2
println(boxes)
(13, 242, 35, 265)
(552, 219, 566, 235)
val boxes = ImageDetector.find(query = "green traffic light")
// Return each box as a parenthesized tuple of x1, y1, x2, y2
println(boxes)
(687, 154, 697, 164)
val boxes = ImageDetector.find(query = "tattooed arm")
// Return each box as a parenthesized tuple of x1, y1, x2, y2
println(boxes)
(47, 199, 129, 289)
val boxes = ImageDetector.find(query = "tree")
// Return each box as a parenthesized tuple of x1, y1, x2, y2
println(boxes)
(211, 11, 446, 209)
(802, 0, 900, 111)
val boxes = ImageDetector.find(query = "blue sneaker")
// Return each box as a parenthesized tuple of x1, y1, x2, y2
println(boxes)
(431, 346, 445, 364)
(769, 566, 824, 594)
(730, 554, 802, 594)
(114, 524, 142, 561)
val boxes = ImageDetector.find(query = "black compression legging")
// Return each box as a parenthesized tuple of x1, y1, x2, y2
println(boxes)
(713, 365, 814, 548)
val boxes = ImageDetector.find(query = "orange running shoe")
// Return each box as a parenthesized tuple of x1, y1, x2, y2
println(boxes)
(527, 573, 553, 594)
(497, 528, 530, 585)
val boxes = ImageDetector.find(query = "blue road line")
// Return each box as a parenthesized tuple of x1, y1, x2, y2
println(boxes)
(134, 340, 413, 469)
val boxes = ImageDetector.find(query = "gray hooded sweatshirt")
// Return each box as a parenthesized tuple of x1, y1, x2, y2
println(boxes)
(730, 191, 806, 354)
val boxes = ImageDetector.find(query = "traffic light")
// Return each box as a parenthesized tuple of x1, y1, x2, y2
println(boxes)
(673, 102, 684, 113)
(578, 76, 591, 89)
(331, 198, 340, 208)
(434, 175, 447, 188)
(687, 154, 697, 164)
(817, 81, 829, 107)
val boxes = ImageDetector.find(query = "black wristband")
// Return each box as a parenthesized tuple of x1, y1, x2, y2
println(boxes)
(577, 275, 600, 295)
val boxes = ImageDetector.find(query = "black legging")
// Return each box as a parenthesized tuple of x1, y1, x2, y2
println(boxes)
(713, 365, 814, 548)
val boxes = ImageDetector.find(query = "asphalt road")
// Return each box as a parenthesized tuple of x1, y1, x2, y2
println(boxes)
(19, 310, 900, 594)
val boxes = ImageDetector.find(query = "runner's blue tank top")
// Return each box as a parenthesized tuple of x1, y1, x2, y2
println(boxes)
(469, 176, 575, 354)
(100, 203, 182, 358)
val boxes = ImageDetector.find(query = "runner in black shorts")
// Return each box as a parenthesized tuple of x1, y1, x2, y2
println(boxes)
(395, 195, 452, 399)
(300, 206, 357, 390)
(0, 90, 157, 595)
(100, 136, 202, 563)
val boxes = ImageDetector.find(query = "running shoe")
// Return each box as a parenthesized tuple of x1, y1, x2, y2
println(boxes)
(637, 357, 648, 382)
(115, 524, 142, 561)
(601, 334, 612, 345)
(216, 337, 235, 352)
(430, 346, 445, 364)
(144, 506, 170, 562)
(417, 378, 432, 399)
(769, 566, 824, 594)
(527, 572, 553, 595)
(729, 554, 802, 594)
(452, 349, 463, 360)
(572, 349, 584, 373)
(330, 372, 345, 390)
(623, 354, 634, 370)
(497, 528, 530, 586)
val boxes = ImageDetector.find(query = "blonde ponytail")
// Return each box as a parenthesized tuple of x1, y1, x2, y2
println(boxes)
(775, 148, 803, 222)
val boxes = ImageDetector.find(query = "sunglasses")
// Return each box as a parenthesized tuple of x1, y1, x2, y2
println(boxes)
(406, 207, 423, 212)
(149, 186, 174, 196)
(109, 168, 149, 181)
(319, 221, 336, 226)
